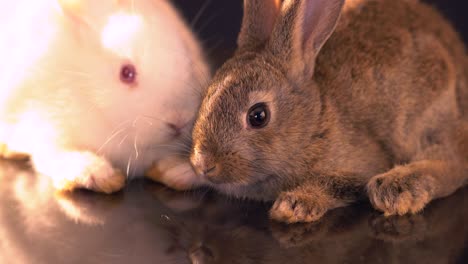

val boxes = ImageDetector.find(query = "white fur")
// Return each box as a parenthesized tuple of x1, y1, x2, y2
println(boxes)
(0, 0, 210, 191)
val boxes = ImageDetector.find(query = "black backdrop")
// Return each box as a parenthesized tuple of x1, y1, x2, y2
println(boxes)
(171, 0, 468, 68)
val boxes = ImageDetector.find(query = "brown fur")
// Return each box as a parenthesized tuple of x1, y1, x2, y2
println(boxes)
(190, 0, 468, 223)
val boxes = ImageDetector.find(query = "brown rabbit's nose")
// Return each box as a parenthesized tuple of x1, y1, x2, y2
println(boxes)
(190, 151, 221, 179)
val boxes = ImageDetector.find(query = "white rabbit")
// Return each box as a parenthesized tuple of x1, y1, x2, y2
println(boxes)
(0, 0, 211, 193)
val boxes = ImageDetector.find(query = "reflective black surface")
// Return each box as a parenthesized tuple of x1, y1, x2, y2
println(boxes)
(0, 160, 466, 264)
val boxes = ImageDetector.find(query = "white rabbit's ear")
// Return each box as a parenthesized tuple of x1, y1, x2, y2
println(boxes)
(54, 0, 108, 42)
(268, 0, 345, 81)
(55, 0, 88, 24)
(237, 0, 282, 51)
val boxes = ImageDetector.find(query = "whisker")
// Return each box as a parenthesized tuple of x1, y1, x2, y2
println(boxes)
(109, 120, 133, 134)
(154, 153, 191, 160)
(118, 133, 130, 148)
(134, 133, 139, 160)
(195, 13, 220, 36)
(204, 38, 224, 56)
(142, 116, 166, 124)
(126, 156, 132, 178)
(148, 143, 191, 151)
(191, 0, 213, 28)
(97, 126, 129, 154)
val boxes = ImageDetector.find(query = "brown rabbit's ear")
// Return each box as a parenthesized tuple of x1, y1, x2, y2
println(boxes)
(237, 0, 282, 51)
(268, 0, 344, 81)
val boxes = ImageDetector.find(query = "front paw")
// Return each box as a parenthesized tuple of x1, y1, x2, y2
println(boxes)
(270, 192, 328, 223)
(367, 170, 435, 216)
(146, 158, 202, 191)
(0, 143, 30, 161)
(40, 152, 126, 194)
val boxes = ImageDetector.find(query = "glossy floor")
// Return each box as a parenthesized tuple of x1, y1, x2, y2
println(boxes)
(0, 160, 466, 264)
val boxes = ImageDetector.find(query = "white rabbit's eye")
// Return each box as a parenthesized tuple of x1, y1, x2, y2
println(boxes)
(120, 64, 137, 84)
(247, 103, 270, 129)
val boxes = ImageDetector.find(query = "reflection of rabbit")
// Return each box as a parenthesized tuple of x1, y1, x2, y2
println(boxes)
(0, 0, 210, 193)
(0, 161, 189, 264)
(157, 186, 468, 264)
(190, 0, 468, 223)
(0, 160, 466, 264)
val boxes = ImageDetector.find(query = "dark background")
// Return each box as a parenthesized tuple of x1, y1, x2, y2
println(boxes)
(172, 0, 468, 68)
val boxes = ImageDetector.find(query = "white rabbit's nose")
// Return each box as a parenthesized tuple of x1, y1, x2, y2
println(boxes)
(166, 122, 188, 138)
(166, 123, 182, 137)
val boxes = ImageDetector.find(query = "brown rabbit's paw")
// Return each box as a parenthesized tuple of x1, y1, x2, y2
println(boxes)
(270, 192, 327, 223)
(367, 171, 435, 216)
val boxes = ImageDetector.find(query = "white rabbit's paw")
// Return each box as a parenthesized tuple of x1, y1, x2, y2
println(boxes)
(48, 152, 126, 194)
(146, 159, 201, 191)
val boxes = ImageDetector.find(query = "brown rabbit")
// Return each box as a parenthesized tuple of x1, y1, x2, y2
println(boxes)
(188, 0, 468, 223)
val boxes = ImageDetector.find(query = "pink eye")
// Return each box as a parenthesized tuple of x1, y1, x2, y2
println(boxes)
(120, 64, 137, 84)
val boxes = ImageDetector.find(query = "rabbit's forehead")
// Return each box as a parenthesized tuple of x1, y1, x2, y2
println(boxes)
(202, 55, 284, 117)
(100, 12, 145, 58)
(206, 75, 244, 106)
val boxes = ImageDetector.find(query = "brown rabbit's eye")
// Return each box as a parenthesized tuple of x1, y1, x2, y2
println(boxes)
(247, 103, 270, 129)
(120, 64, 137, 84)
